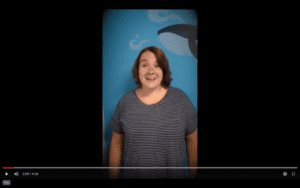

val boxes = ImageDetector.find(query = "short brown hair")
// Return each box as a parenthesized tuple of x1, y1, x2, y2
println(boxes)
(132, 46, 172, 89)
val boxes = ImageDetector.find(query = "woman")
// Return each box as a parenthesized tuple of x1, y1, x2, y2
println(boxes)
(109, 46, 197, 179)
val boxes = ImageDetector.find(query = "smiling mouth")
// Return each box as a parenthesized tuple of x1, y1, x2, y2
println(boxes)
(146, 77, 156, 81)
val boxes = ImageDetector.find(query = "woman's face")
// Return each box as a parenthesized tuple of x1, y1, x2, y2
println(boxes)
(138, 51, 164, 90)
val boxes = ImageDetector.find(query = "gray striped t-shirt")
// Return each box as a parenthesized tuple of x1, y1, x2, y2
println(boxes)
(109, 86, 197, 179)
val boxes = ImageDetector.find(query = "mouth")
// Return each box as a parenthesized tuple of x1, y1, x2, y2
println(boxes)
(146, 77, 156, 81)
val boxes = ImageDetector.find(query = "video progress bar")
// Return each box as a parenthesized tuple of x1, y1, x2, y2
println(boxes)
(4, 167, 298, 169)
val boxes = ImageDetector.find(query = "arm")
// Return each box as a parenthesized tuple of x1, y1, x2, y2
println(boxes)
(186, 130, 198, 178)
(109, 132, 124, 178)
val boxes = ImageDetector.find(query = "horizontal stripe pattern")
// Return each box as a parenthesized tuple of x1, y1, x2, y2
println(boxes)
(109, 86, 197, 178)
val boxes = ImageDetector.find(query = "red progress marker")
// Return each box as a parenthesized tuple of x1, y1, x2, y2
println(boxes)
(3, 167, 14, 169)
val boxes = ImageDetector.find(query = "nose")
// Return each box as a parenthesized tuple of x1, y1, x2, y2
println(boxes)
(147, 66, 155, 73)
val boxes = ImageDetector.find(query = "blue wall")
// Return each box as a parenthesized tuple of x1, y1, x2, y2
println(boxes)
(102, 10, 197, 175)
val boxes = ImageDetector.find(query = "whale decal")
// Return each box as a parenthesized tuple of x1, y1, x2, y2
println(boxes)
(158, 24, 197, 59)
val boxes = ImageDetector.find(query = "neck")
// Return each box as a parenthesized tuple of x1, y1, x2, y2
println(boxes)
(139, 86, 164, 97)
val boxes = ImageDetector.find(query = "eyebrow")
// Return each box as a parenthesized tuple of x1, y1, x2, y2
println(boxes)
(140, 59, 158, 63)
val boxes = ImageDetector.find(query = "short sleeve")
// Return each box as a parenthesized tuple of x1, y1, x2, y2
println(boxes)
(181, 90, 198, 135)
(108, 96, 125, 134)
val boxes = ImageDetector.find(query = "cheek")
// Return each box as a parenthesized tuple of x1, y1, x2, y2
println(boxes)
(139, 69, 146, 80)
(139, 69, 144, 75)
(158, 70, 163, 78)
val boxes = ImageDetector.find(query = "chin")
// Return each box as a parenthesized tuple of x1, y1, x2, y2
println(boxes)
(143, 84, 162, 89)
(141, 79, 163, 89)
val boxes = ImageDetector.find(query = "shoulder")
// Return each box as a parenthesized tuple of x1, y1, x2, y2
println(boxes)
(118, 90, 136, 104)
(168, 86, 187, 98)
(168, 87, 193, 107)
(165, 87, 187, 104)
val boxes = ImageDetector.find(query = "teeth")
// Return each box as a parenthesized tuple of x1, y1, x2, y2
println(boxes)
(146, 77, 156, 80)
